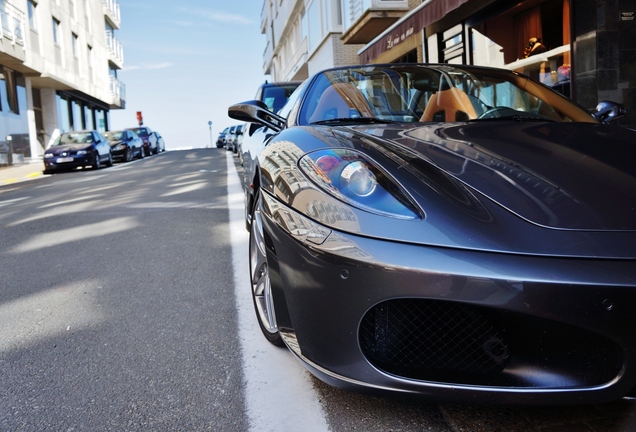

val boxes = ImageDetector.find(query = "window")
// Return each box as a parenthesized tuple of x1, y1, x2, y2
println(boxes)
(72, 33, 78, 57)
(52, 18, 60, 44)
(87, 44, 92, 68)
(28, 0, 37, 30)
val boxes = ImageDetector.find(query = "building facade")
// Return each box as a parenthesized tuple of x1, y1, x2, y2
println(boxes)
(262, 0, 635, 125)
(0, 0, 124, 164)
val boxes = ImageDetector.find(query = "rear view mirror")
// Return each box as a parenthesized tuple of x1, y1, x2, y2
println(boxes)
(228, 100, 285, 132)
(593, 101, 626, 123)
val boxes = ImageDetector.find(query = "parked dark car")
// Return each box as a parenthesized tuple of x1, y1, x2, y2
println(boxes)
(104, 129, 145, 162)
(229, 63, 636, 405)
(126, 126, 158, 155)
(43, 130, 112, 174)
(239, 80, 302, 170)
(150, 131, 165, 153)
(226, 125, 237, 152)
(231, 124, 244, 154)
(254, 80, 303, 113)
(217, 127, 229, 148)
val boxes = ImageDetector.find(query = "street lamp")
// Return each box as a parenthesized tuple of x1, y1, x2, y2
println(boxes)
(208, 120, 213, 148)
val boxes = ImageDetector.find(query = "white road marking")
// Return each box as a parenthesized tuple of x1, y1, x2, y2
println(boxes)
(227, 153, 330, 432)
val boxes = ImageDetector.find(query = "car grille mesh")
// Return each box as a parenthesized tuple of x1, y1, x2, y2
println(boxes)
(360, 299, 509, 380)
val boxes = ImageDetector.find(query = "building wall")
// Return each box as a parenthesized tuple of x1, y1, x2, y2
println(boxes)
(0, 0, 124, 161)
(574, 0, 636, 124)
(263, 0, 364, 82)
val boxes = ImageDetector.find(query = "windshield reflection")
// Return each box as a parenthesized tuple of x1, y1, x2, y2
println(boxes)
(299, 65, 596, 126)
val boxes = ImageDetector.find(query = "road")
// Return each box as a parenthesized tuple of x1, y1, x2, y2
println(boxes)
(1, 149, 635, 431)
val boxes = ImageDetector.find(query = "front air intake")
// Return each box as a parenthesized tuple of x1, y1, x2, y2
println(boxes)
(360, 299, 508, 382)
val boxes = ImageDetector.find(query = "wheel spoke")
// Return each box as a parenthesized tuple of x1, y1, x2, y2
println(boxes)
(249, 201, 278, 334)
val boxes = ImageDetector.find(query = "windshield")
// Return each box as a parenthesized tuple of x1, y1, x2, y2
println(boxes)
(261, 84, 300, 113)
(104, 131, 124, 140)
(55, 132, 94, 145)
(299, 65, 596, 125)
(129, 127, 149, 137)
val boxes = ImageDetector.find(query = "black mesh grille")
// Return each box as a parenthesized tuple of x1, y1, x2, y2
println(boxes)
(360, 299, 509, 380)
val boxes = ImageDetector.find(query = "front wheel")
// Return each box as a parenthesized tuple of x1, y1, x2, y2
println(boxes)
(125, 148, 133, 162)
(249, 193, 283, 346)
(91, 152, 101, 170)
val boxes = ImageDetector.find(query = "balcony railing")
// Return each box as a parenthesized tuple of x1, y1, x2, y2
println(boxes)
(105, 31, 124, 65)
(0, 1, 25, 48)
(343, 0, 409, 32)
(341, 0, 409, 44)
(102, 0, 121, 28)
(109, 75, 126, 103)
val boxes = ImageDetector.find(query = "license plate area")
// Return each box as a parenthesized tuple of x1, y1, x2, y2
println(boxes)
(56, 157, 74, 163)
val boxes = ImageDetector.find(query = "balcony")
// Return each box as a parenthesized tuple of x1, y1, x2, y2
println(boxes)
(0, 1, 25, 48)
(341, 0, 409, 45)
(102, 0, 121, 29)
(109, 75, 126, 109)
(105, 31, 124, 68)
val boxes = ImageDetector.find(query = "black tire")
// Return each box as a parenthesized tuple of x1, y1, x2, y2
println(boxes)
(249, 193, 284, 346)
(106, 152, 113, 167)
(92, 152, 101, 170)
(139, 147, 145, 159)
(125, 148, 133, 162)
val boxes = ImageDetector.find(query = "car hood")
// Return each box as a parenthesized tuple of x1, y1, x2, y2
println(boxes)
(48, 144, 92, 153)
(347, 121, 636, 232)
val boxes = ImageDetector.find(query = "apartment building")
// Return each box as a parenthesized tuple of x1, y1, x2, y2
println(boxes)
(0, 0, 125, 163)
(262, 0, 635, 125)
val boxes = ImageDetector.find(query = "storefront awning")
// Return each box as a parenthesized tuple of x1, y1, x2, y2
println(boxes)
(358, 0, 469, 64)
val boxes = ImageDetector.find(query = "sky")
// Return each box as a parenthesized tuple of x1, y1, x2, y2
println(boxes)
(109, 0, 269, 150)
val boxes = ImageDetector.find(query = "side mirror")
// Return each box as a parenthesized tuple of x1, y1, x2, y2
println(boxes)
(593, 101, 626, 123)
(228, 100, 285, 132)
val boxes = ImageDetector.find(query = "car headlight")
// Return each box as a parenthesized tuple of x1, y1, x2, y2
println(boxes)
(299, 149, 422, 220)
(77, 150, 87, 155)
(44, 152, 54, 158)
(113, 144, 126, 150)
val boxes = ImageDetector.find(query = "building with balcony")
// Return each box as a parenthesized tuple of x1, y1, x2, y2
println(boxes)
(260, 0, 421, 82)
(0, 0, 126, 162)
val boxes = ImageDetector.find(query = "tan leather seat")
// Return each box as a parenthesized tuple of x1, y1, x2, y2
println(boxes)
(421, 87, 478, 122)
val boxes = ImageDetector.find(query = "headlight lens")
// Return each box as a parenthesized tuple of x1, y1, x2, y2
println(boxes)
(44, 152, 54, 158)
(113, 144, 126, 150)
(299, 149, 421, 220)
(77, 150, 87, 155)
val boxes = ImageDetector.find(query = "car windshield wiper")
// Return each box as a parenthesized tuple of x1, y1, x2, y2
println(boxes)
(310, 117, 397, 125)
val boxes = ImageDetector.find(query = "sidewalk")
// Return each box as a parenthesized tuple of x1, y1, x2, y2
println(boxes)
(0, 159, 45, 185)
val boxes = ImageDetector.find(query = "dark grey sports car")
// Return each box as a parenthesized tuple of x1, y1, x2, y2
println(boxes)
(228, 64, 636, 405)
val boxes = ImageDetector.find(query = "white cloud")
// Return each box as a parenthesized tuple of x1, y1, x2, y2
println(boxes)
(124, 62, 173, 71)
(181, 8, 253, 25)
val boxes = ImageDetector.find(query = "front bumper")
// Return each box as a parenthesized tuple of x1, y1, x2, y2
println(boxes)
(43, 154, 92, 171)
(111, 146, 129, 160)
(259, 192, 636, 404)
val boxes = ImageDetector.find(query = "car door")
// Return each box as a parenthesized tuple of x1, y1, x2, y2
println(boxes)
(96, 132, 110, 158)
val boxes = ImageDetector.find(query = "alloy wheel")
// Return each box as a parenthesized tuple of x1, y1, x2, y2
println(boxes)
(249, 196, 282, 345)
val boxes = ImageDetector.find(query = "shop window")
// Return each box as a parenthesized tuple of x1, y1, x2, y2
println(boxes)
(440, 24, 465, 64)
(469, 0, 571, 96)
(394, 49, 418, 64)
